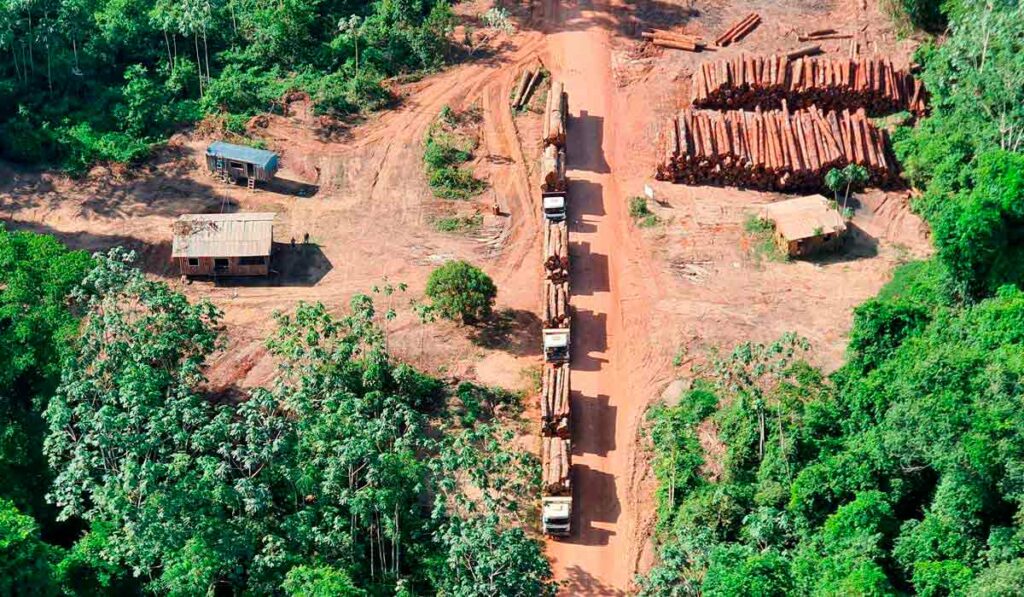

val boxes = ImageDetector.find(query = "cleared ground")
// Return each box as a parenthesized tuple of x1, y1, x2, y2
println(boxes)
(0, 0, 929, 592)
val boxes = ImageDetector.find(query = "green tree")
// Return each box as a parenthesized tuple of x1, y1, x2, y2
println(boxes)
(0, 499, 58, 595)
(424, 260, 498, 324)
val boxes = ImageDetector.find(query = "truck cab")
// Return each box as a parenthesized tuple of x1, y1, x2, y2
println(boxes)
(543, 328, 570, 363)
(542, 496, 572, 536)
(542, 191, 567, 222)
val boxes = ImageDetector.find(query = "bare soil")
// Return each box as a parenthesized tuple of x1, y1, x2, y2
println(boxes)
(0, 0, 930, 593)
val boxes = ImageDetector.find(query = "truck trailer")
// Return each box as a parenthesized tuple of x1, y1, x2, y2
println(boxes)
(541, 436, 572, 536)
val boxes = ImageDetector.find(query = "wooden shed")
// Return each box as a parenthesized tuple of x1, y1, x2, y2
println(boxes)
(760, 195, 847, 257)
(205, 141, 280, 187)
(171, 213, 276, 276)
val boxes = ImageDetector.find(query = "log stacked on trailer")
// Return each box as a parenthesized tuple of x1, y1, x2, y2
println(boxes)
(542, 437, 572, 496)
(543, 276, 570, 328)
(656, 105, 897, 190)
(690, 55, 927, 115)
(540, 144, 567, 192)
(715, 13, 760, 47)
(641, 29, 706, 52)
(541, 365, 570, 438)
(544, 221, 569, 283)
(543, 80, 568, 147)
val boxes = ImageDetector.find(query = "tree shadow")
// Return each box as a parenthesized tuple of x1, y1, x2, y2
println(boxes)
(560, 565, 628, 596)
(467, 308, 543, 357)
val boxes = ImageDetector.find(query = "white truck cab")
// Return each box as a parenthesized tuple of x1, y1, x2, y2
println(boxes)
(542, 191, 567, 222)
(543, 328, 570, 363)
(542, 496, 572, 536)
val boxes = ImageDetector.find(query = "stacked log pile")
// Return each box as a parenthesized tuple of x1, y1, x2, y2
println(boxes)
(641, 29, 706, 52)
(540, 144, 567, 192)
(541, 365, 571, 438)
(543, 80, 568, 147)
(544, 277, 570, 328)
(544, 221, 569, 283)
(656, 105, 897, 190)
(715, 13, 761, 46)
(690, 55, 927, 115)
(542, 437, 572, 496)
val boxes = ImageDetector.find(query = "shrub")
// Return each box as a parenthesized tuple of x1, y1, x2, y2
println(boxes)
(424, 261, 497, 324)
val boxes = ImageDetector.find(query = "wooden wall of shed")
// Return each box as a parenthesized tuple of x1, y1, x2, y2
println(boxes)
(778, 230, 845, 257)
(205, 154, 275, 182)
(176, 256, 270, 277)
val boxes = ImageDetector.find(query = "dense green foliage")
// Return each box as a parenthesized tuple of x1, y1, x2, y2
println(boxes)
(424, 260, 497, 324)
(893, 1, 1024, 301)
(1, 246, 549, 594)
(638, 3, 1024, 594)
(0, 0, 455, 171)
(0, 225, 91, 529)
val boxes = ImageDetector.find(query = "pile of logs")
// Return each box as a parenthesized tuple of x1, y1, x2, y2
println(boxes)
(691, 55, 927, 115)
(715, 13, 760, 47)
(641, 29, 705, 52)
(544, 80, 568, 148)
(541, 365, 571, 438)
(544, 221, 569, 283)
(656, 104, 897, 190)
(543, 277, 570, 328)
(540, 144, 567, 192)
(542, 437, 572, 496)
(512, 66, 544, 110)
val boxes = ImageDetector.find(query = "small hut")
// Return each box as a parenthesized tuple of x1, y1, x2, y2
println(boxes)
(206, 141, 279, 188)
(760, 195, 847, 257)
(171, 213, 276, 276)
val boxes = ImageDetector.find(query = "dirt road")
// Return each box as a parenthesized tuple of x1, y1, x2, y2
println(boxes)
(543, 1, 660, 592)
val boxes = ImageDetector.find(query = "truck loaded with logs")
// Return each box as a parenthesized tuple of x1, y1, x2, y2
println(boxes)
(541, 80, 569, 221)
(538, 80, 574, 537)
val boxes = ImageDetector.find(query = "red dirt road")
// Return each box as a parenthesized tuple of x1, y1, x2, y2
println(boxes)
(543, 1, 662, 592)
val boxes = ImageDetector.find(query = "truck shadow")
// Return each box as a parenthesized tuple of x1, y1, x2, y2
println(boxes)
(569, 241, 610, 295)
(567, 111, 610, 174)
(571, 392, 616, 457)
(567, 464, 620, 546)
(570, 308, 608, 370)
(569, 179, 606, 216)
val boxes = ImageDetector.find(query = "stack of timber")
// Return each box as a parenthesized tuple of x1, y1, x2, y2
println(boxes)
(540, 145, 567, 192)
(512, 66, 544, 110)
(543, 277, 570, 328)
(715, 13, 760, 47)
(543, 80, 568, 148)
(541, 365, 571, 438)
(690, 55, 927, 115)
(542, 437, 572, 496)
(656, 105, 897, 190)
(544, 221, 570, 283)
(641, 29, 706, 52)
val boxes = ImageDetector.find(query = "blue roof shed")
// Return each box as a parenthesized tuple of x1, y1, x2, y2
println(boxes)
(206, 141, 280, 182)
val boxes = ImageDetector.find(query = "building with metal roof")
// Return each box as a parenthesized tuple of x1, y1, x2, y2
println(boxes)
(206, 141, 280, 188)
(171, 213, 276, 276)
(759, 195, 847, 257)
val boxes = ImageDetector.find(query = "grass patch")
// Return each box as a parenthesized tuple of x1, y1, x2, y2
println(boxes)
(433, 213, 483, 234)
(744, 214, 789, 264)
(629, 196, 660, 228)
(424, 107, 487, 200)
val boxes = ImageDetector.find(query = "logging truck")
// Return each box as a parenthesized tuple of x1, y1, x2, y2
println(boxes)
(542, 328, 570, 363)
(542, 437, 572, 536)
(541, 144, 568, 221)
